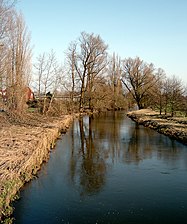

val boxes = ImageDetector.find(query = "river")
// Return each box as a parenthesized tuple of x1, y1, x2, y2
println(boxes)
(13, 112, 187, 224)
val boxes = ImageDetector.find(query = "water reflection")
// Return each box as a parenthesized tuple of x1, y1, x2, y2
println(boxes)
(69, 116, 107, 196)
(13, 111, 187, 224)
(68, 112, 187, 196)
(68, 112, 125, 197)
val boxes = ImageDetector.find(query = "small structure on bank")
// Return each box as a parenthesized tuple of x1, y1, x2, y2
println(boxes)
(0, 87, 35, 102)
(0, 86, 36, 112)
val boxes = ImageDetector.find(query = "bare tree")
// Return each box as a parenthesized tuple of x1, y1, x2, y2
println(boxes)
(121, 57, 160, 109)
(181, 86, 187, 116)
(0, 43, 6, 94)
(0, 0, 15, 97)
(34, 53, 47, 99)
(2, 10, 32, 113)
(163, 75, 184, 116)
(107, 53, 124, 110)
(64, 42, 78, 111)
(148, 68, 166, 114)
(0, 0, 15, 40)
(33, 50, 63, 114)
(69, 32, 108, 112)
(90, 76, 114, 111)
(34, 50, 58, 96)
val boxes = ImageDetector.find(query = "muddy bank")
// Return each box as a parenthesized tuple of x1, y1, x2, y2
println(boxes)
(127, 109, 187, 145)
(0, 114, 73, 222)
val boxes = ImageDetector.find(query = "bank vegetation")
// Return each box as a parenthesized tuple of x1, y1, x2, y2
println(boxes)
(1, 0, 187, 117)
(127, 109, 187, 145)
(1, 0, 187, 223)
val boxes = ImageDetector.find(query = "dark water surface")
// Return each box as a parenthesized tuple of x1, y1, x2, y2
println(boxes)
(13, 112, 187, 224)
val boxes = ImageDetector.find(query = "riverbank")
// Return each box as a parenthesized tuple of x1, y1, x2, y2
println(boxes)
(0, 112, 74, 223)
(127, 109, 187, 145)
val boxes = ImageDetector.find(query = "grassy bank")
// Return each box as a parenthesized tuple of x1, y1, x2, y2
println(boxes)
(127, 109, 187, 145)
(0, 113, 73, 223)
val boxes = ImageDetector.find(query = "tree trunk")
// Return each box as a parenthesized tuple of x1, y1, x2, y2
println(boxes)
(79, 85, 85, 112)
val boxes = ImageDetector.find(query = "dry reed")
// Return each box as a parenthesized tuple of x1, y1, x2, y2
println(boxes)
(0, 114, 73, 222)
(127, 109, 187, 144)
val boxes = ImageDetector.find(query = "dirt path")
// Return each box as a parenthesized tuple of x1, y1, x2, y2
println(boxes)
(127, 109, 187, 145)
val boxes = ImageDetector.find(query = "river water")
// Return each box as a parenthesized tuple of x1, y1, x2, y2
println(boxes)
(13, 112, 187, 224)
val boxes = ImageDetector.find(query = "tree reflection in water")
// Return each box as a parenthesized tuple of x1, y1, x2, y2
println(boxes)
(124, 121, 184, 166)
(69, 115, 107, 196)
(68, 112, 126, 196)
(68, 111, 187, 196)
(13, 111, 187, 224)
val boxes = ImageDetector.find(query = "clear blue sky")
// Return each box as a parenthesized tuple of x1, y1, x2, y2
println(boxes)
(16, 0, 187, 83)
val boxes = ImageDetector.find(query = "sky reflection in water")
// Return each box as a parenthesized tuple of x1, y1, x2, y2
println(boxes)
(13, 112, 187, 224)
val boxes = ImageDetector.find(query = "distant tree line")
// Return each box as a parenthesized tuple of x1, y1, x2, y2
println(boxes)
(120, 57, 187, 116)
(1, 0, 187, 117)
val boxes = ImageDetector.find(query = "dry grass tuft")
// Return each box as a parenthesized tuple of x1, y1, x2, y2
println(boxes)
(0, 112, 73, 221)
(127, 109, 187, 144)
